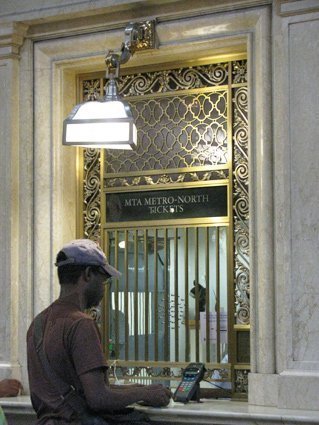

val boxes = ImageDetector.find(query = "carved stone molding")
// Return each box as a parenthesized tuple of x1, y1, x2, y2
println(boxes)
(0, 22, 28, 59)
(279, 0, 319, 16)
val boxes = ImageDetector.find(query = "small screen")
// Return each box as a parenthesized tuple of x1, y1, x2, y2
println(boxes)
(185, 368, 199, 376)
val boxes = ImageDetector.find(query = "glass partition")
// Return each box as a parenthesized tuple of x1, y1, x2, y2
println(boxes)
(104, 225, 230, 387)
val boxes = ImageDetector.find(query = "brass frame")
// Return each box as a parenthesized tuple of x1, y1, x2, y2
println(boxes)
(76, 56, 249, 397)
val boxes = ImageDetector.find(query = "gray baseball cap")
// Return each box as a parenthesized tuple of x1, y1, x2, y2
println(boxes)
(55, 239, 121, 278)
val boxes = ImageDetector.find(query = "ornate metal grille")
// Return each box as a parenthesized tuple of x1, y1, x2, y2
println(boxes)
(118, 63, 229, 96)
(233, 87, 249, 326)
(82, 148, 101, 241)
(106, 91, 228, 175)
(79, 59, 249, 396)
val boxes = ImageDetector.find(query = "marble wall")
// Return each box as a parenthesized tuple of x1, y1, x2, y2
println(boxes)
(271, 2, 319, 410)
(0, 0, 319, 414)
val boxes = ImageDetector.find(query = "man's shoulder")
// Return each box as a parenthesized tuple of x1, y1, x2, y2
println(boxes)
(27, 302, 93, 337)
(27, 305, 51, 337)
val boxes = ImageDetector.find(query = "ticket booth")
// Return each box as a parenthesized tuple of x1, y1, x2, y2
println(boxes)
(76, 58, 250, 398)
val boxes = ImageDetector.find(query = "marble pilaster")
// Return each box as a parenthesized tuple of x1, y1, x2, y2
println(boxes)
(0, 22, 28, 382)
(249, 1, 319, 410)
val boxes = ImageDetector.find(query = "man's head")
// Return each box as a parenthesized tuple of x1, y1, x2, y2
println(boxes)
(55, 239, 121, 308)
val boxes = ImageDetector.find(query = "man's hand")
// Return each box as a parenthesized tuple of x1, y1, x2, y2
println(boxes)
(0, 379, 23, 397)
(142, 384, 172, 407)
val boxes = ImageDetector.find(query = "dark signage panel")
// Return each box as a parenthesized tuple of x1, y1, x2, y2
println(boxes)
(106, 186, 227, 222)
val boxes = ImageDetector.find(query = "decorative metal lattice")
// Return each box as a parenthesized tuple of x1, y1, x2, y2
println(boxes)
(81, 60, 249, 321)
(234, 369, 249, 394)
(233, 85, 249, 325)
(83, 79, 102, 100)
(105, 92, 228, 175)
(108, 362, 230, 384)
(80, 59, 250, 393)
(105, 169, 228, 188)
(83, 148, 101, 241)
(118, 63, 229, 96)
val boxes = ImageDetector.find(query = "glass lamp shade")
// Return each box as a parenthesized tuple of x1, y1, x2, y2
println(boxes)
(62, 99, 137, 149)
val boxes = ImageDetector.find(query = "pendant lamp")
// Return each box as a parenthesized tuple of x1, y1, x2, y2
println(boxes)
(62, 21, 156, 150)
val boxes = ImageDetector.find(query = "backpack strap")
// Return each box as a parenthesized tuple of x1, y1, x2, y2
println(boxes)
(33, 314, 87, 416)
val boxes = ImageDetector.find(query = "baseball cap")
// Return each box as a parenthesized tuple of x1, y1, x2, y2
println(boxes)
(55, 239, 121, 278)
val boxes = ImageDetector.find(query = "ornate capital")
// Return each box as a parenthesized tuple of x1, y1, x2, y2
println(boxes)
(0, 22, 28, 59)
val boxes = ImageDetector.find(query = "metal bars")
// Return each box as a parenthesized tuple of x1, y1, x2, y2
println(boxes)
(105, 225, 228, 368)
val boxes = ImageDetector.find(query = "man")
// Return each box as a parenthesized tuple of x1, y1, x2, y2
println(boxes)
(27, 239, 171, 424)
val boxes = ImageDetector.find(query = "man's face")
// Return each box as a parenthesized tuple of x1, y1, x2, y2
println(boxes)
(84, 268, 111, 308)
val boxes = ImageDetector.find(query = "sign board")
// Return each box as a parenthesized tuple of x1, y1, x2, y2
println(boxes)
(106, 185, 227, 222)
(200, 310, 228, 344)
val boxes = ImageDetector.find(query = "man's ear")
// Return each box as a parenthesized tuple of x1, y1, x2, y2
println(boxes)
(83, 266, 91, 282)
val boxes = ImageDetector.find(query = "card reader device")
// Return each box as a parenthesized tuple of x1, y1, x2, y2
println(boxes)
(173, 362, 206, 403)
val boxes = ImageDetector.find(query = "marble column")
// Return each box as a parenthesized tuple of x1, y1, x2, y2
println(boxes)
(249, 0, 319, 410)
(274, 3, 319, 411)
(0, 22, 29, 382)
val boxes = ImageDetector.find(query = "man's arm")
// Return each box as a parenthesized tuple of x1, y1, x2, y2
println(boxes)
(79, 368, 171, 412)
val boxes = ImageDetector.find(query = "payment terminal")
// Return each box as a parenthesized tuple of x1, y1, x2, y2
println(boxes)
(173, 362, 206, 403)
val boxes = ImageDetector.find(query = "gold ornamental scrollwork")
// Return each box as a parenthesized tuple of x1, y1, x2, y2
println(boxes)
(109, 363, 231, 382)
(83, 148, 101, 242)
(105, 169, 228, 189)
(119, 63, 228, 96)
(232, 60, 248, 84)
(234, 369, 249, 394)
(233, 82, 249, 325)
(83, 79, 102, 101)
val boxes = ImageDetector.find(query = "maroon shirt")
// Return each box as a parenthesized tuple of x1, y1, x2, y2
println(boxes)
(27, 295, 107, 424)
